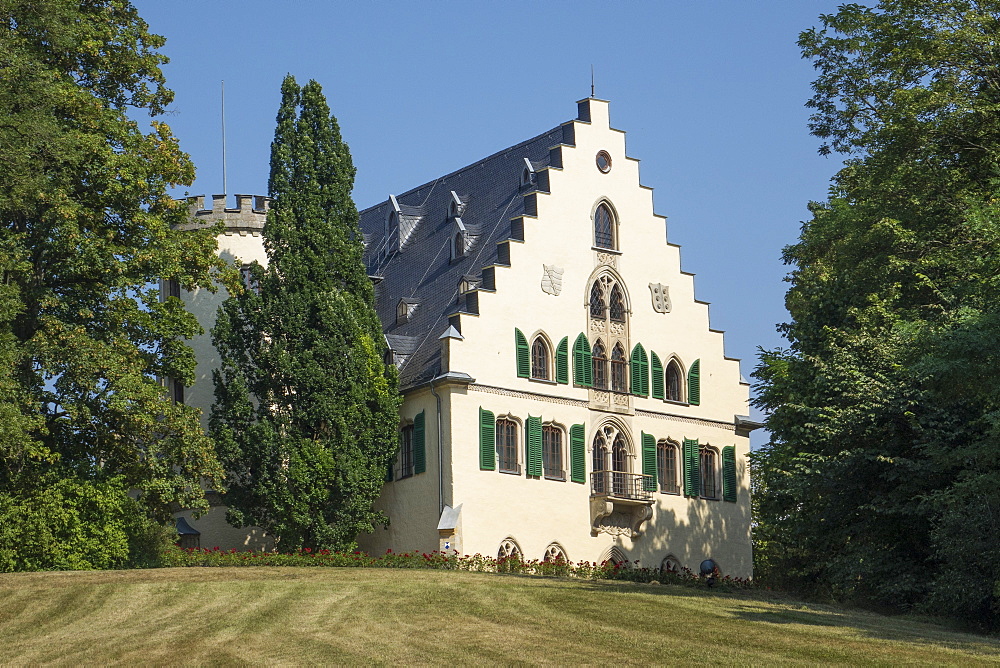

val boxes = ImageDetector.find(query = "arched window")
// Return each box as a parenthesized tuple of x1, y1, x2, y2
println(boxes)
(666, 360, 683, 402)
(498, 538, 522, 561)
(594, 202, 616, 250)
(592, 432, 608, 493)
(592, 339, 608, 390)
(661, 555, 681, 574)
(531, 337, 549, 380)
(609, 284, 625, 322)
(700, 446, 718, 499)
(542, 425, 563, 479)
(454, 231, 465, 258)
(611, 343, 628, 393)
(544, 543, 567, 563)
(589, 281, 606, 318)
(496, 418, 519, 474)
(657, 440, 679, 494)
(612, 434, 628, 496)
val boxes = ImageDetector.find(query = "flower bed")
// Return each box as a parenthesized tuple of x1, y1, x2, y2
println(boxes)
(161, 546, 753, 590)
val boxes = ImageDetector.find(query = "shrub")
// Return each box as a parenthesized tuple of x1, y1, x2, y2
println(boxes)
(161, 546, 754, 591)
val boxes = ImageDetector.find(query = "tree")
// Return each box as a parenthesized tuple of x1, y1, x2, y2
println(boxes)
(211, 75, 400, 551)
(0, 0, 229, 569)
(752, 1, 1000, 625)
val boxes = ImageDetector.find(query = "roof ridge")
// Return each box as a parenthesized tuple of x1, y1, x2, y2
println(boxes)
(359, 125, 562, 213)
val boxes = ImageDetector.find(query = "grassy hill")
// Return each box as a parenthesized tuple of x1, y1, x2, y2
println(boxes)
(2, 567, 998, 665)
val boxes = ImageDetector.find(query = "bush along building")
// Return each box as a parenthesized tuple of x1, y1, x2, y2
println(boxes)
(172, 98, 760, 576)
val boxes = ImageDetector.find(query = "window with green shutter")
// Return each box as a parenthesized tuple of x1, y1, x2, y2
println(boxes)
(515, 329, 530, 378)
(722, 445, 737, 502)
(641, 432, 657, 491)
(650, 352, 664, 400)
(570, 424, 585, 483)
(688, 359, 701, 405)
(413, 410, 426, 474)
(526, 416, 543, 477)
(555, 336, 569, 384)
(630, 343, 649, 397)
(572, 333, 592, 387)
(479, 407, 495, 470)
(683, 438, 700, 497)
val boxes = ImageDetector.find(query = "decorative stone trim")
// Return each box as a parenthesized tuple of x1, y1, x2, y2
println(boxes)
(596, 251, 618, 268)
(635, 408, 737, 432)
(469, 384, 589, 408)
(468, 383, 737, 431)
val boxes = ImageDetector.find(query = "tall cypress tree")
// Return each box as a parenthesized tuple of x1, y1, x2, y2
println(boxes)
(211, 75, 400, 550)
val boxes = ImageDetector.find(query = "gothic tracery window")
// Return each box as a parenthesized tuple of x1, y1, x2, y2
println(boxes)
(592, 339, 608, 390)
(611, 343, 628, 393)
(609, 284, 625, 322)
(590, 281, 606, 318)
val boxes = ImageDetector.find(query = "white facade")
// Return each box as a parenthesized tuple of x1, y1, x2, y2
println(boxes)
(176, 99, 757, 576)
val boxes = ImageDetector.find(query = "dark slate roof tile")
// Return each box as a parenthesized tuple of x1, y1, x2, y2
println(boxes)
(360, 125, 565, 389)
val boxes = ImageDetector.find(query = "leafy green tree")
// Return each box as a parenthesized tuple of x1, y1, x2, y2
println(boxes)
(0, 0, 228, 569)
(753, 1, 1000, 624)
(211, 75, 400, 551)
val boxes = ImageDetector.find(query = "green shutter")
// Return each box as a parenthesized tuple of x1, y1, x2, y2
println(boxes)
(641, 432, 657, 492)
(722, 445, 737, 502)
(650, 352, 664, 400)
(573, 333, 592, 387)
(688, 359, 701, 405)
(570, 423, 585, 483)
(479, 407, 495, 470)
(515, 328, 530, 378)
(413, 410, 426, 474)
(526, 416, 543, 477)
(683, 438, 700, 497)
(555, 336, 569, 384)
(631, 343, 649, 397)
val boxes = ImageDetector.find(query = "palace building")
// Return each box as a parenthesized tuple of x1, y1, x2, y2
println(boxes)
(172, 98, 760, 576)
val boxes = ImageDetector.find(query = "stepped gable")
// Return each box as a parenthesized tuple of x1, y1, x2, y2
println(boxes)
(360, 126, 564, 389)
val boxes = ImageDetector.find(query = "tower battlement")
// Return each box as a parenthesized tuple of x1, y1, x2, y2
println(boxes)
(174, 193, 271, 233)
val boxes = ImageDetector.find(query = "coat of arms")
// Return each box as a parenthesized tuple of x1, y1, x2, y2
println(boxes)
(541, 265, 564, 296)
(649, 283, 671, 313)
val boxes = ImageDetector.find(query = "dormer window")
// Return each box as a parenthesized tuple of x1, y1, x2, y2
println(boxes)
(520, 158, 535, 188)
(450, 217, 469, 262)
(449, 191, 466, 219)
(458, 275, 480, 294)
(397, 298, 418, 325)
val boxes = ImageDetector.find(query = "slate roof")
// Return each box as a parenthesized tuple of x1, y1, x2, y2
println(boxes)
(360, 125, 566, 390)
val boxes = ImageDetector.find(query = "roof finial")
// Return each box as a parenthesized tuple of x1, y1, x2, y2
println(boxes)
(590, 65, 595, 98)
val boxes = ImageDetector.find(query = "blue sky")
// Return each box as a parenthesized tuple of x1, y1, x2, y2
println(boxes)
(133, 1, 845, 445)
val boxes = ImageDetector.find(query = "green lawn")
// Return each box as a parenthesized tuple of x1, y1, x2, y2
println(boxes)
(1, 567, 998, 665)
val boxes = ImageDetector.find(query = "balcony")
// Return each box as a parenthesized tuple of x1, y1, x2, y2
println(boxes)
(590, 471, 653, 503)
(589, 471, 654, 539)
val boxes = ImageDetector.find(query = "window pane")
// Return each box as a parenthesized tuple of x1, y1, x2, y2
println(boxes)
(666, 363, 681, 401)
(609, 285, 625, 322)
(595, 204, 614, 249)
(400, 425, 414, 478)
(543, 426, 562, 478)
(592, 340, 608, 390)
(611, 345, 628, 393)
(589, 282, 606, 318)
(700, 448, 717, 498)
(497, 419, 519, 473)
(531, 339, 549, 380)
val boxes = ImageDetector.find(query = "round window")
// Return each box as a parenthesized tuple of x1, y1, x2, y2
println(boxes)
(596, 150, 612, 173)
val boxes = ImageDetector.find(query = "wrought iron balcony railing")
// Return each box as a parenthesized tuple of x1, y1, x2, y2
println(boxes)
(590, 471, 654, 502)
